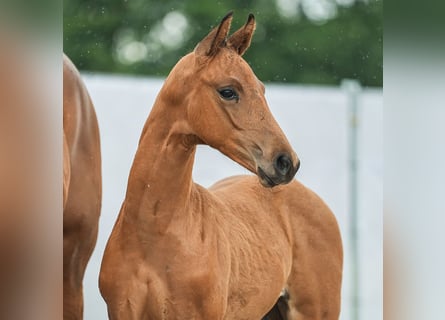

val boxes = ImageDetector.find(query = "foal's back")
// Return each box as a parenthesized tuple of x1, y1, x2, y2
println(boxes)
(210, 175, 343, 319)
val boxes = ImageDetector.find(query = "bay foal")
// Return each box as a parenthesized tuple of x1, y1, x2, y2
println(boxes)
(100, 13, 342, 320)
(63, 55, 102, 319)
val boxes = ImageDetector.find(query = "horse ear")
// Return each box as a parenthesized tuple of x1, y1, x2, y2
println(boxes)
(227, 13, 256, 56)
(195, 11, 233, 57)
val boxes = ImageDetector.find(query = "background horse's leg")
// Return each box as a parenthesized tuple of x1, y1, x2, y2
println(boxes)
(63, 220, 99, 320)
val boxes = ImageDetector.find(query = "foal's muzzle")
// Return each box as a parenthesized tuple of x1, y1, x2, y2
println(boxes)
(257, 153, 300, 188)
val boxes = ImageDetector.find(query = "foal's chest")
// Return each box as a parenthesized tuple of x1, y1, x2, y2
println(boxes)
(141, 238, 288, 320)
(141, 256, 228, 319)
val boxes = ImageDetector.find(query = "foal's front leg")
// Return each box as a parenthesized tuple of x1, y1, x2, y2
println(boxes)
(102, 276, 163, 320)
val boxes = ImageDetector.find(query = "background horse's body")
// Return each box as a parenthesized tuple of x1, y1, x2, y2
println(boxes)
(63, 55, 102, 320)
(100, 13, 342, 320)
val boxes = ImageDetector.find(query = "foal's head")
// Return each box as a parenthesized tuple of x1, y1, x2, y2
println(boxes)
(164, 12, 300, 187)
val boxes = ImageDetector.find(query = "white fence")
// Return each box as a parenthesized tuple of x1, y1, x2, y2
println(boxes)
(81, 74, 382, 320)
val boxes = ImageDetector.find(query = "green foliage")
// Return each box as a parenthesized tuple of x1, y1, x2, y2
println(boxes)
(64, 0, 382, 87)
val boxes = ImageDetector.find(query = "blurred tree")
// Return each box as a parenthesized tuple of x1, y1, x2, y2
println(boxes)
(64, 0, 382, 87)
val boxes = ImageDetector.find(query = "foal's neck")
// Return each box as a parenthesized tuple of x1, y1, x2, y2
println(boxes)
(123, 92, 198, 232)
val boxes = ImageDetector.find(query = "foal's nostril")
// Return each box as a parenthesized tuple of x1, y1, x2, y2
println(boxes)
(295, 159, 301, 173)
(274, 154, 292, 176)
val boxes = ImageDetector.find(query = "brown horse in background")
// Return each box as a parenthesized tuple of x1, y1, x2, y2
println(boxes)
(0, 30, 64, 319)
(100, 13, 342, 320)
(63, 55, 102, 320)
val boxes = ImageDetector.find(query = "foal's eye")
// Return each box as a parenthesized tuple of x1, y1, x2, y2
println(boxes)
(218, 88, 238, 101)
